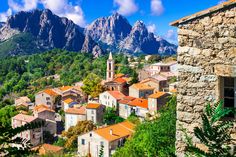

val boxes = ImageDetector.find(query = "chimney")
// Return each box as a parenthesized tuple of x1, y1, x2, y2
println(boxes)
(110, 129, 113, 135)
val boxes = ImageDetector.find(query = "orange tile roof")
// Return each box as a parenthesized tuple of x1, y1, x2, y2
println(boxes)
(171, 0, 236, 26)
(128, 98, 148, 109)
(118, 96, 136, 104)
(34, 104, 55, 113)
(65, 106, 86, 115)
(13, 114, 37, 123)
(107, 91, 125, 100)
(94, 121, 135, 142)
(59, 86, 72, 91)
(148, 92, 167, 99)
(131, 83, 155, 90)
(63, 98, 74, 104)
(114, 77, 127, 84)
(86, 103, 101, 109)
(32, 144, 63, 155)
(43, 89, 59, 97)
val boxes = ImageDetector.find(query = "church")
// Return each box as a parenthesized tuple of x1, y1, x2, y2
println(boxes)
(104, 52, 129, 95)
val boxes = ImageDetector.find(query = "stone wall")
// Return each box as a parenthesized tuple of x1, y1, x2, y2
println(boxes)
(176, 5, 236, 156)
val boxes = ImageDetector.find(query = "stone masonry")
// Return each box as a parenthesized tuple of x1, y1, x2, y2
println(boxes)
(171, 1, 236, 156)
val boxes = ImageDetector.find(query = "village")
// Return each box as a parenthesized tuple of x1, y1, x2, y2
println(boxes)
(12, 52, 178, 156)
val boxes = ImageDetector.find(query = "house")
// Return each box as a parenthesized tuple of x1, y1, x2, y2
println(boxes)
(12, 114, 44, 146)
(62, 98, 77, 111)
(148, 92, 170, 114)
(140, 77, 167, 92)
(65, 106, 86, 131)
(99, 91, 125, 109)
(129, 83, 154, 99)
(33, 104, 57, 135)
(170, 1, 236, 156)
(86, 103, 105, 124)
(118, 96, 136, 119)
(32, 144, 63, 156)
(15, 96, 33, 110)
(169, 82, 178, 92)
(127, 98, 149, 119)
(35, 89, 61, 110)
(77, 121, 135, 157)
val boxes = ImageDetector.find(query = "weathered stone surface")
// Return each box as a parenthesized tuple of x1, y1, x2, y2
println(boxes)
(175, 5, 236, 157)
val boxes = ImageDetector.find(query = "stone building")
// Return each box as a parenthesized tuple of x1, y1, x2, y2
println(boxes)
(86, 103, 105, 124)
(170, 1, 236, 156)
(129, 83, 154, 99)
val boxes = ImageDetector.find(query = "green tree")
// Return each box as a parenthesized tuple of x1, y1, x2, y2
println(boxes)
(0, 120, 45, 156)
(103, 107, 124, 125)
(62, 120, 96, 150)
(113, 96, 176, 157)
(185, 101, 235, 157)
(0, 105, 18, 127)
(81, 73, 104, 98)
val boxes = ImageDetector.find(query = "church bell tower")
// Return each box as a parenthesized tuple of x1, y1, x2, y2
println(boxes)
(106, 52, 115, 81)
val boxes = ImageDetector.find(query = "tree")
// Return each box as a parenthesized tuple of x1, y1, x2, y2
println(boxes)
(103, 107, 124, 125)
(53, 137, 66, 147)
(0, 105, 18, 127)
(185, 101, 235, 157)
(113, 96, 176, 157)
(62, 120, 96, 150)
(0, 120, 45, 156)
(81, 73, 104, 98)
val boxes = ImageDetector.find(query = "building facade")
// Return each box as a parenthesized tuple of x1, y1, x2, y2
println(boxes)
(86, 103, 105, 124)
(171, 1, 236, 156)
(99, 91, 125, 109)
(129, 83, 154, 99)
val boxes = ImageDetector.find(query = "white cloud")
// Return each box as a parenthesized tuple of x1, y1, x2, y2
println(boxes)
(164, 29, 177, 44)
(40, 0, 86, 26)
(0, 8, 12, 22)
(147, 24, 156, 33)
(114, 0, 138, 16)
(151, 0, 164, 16)
(218, 0, 227, 4)
(8, 0, 38, 12)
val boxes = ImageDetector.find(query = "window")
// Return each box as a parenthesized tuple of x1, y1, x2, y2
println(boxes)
(222, 77, 236, 117)
(91, 116, 94, 122)
(81, 139, 85, 145)
(91, 110, 94, 114)
(90, 133, 92, 137)
(46, 97, 50, 100)
(125, 105, 128, 109)
(100, 141, 104, 146)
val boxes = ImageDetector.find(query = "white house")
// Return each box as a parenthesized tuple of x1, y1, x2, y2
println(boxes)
(77, 121, 135, 157)
(65, 106, 86, 131)
(99, 91, 125, 109)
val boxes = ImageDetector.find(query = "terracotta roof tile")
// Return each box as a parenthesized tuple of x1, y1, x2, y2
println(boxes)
(63, 98, 74, 104)
(43, 89, 59, 96)
(118, 96, 136, 104)
(86, 103, 101, 109)
(94, 121, 135, 142)
(32, 144, 63, 155)
(128, 98, 148, 109)
(115, 73, 125, 78)
(13, 114, 37, 123)
(34, 104, 55, 113)
(108, 91, 125, 100)
(65, 106, 86, 115)
(148, 92, 167, 99)
(114, 77, 127, 84)
(131, 83, 155, 90)
(170, 0, 236, 26)
(59, 86, 72, 91)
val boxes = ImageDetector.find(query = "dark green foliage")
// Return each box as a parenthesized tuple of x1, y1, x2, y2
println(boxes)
(43, 131, 54, 144)
(113, 96, 176, 157)
(103, 107, 124, 125)
(53, 137, 66, 147)
(0, 105, 18, 127)
(0, 50, 136, 103)
(185, 101, 235, 157)
(147, 55, 162, 63)
(0, 120, 45, 156)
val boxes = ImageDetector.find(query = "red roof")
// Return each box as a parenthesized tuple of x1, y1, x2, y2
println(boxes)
(128, 98, 148, 109)
(13, 114, 37, 123)
(108, 91, 125, 100)
(43, 89, 59, 96)
(114, 77, 127, 84)
(86, 103, 101, 109)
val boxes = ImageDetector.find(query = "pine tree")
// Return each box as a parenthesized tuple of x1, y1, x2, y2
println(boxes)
(185, 101, 235, 157)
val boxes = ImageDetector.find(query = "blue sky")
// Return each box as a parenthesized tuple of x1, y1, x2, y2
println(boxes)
(0, 0, 226, 43)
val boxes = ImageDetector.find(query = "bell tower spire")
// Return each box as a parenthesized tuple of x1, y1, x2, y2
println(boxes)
(106, 52, 115, 81)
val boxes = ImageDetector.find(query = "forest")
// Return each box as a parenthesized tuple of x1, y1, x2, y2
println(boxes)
(0, 49, 137, 106)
